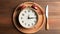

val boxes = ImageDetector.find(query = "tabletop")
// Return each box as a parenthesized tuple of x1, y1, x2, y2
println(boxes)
(0, 0, 60, 34)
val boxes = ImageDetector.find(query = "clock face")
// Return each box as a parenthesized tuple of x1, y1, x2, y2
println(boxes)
(18, 8, 38, 28)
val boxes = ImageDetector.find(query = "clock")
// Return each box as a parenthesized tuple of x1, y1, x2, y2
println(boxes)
(18, 7, 38, 28)
(13, 2, 45, 34)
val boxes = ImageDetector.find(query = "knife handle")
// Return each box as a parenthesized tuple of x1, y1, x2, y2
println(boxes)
(45, 17, 49, 30)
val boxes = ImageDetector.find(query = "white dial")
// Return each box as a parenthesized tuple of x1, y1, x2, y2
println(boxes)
(18, 8, 38, 28)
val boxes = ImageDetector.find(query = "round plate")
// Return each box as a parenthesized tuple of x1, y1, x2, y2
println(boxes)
(13, 2, 45, 33)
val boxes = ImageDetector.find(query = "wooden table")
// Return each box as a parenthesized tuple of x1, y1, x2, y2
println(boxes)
(0, 0, 60, 34)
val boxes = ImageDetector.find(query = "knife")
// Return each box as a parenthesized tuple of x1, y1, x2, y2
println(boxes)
(45, 5, 49, 30)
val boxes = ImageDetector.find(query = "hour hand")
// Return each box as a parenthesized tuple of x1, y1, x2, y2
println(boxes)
(29, 17, 35, 19)
(28, 16, 35, 19)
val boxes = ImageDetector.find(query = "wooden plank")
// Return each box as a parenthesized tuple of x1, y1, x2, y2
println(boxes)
(0, 0, 60, 34)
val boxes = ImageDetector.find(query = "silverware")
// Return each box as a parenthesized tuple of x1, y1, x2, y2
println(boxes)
(45, 5, 49, 30)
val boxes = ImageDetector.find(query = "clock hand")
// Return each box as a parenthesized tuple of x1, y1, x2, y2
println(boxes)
(28, 13, 36, 19)
(29, 17, 35, 19)
(28, 16, 35, 19)
(28, 15, 30, 19)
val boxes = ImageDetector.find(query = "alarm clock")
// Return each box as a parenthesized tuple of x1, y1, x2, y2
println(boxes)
(13, 2, 46, 34)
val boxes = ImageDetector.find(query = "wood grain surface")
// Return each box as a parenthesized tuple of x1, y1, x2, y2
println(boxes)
(0, 0, 60, 34)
